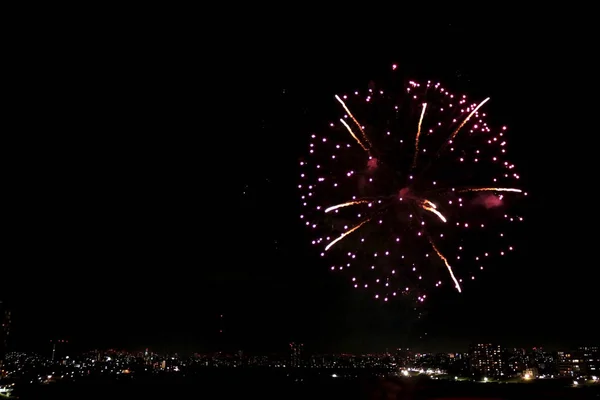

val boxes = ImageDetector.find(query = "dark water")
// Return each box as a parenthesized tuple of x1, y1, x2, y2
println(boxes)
(11, 371, 600, 399)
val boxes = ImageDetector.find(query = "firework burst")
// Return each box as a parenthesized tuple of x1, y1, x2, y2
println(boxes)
(299, 65, 526, 303)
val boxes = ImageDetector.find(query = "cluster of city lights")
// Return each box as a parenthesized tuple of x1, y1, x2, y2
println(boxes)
(299, 65, 525, 303)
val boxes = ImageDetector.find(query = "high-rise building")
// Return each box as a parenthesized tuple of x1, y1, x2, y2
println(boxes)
(576, 346, 599, 376)
(469, 343, 504, 377)
(50, 339, 69, 361)
(571, 346, 600, 376)
(0, 301, 10, 368)
(217, 314, 227, 351)
(559, 346, 599, 376)
(557, 351, 573, 376)
(289, 342, 303, 367)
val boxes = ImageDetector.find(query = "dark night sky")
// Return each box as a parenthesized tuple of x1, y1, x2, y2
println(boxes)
(4, 16, 596, 355)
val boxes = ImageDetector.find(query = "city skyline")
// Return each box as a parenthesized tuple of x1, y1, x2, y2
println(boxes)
(3, 343, 598, 379)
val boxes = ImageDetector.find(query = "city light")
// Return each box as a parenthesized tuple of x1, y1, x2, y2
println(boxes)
(0, 344, 598, 393)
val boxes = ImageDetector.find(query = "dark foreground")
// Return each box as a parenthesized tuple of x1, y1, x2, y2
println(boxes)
(10, 371, 600, 399)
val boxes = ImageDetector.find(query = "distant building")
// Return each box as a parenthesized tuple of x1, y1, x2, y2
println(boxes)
(557, 351, 573, 376)
(576, 346, 599, 376)
(50, 339, 69, 361)
(395, 348, 412, 367)
(469, 343, 504, 377)
(0, 301, 10, 368)
(507, 348, 526, 374)
(289, 342, 303, 367)
(571, 346, 600, 376)
(559, 346, 599, 377)
(237, 350, 244, 367)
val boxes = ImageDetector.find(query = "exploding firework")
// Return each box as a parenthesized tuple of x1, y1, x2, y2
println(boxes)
(299, 65, 525, 303)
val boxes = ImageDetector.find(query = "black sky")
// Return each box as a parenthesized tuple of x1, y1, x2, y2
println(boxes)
(4, 16, 597, 355)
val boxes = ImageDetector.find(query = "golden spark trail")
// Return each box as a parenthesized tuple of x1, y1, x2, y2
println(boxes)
(325, 200, 369, 213)
(448, 97, 490, 142)
(422, 200, 437, 209)
(421, 200, 447, 223)
(413, 98, 491, 183)
(428, 238, 462, 293)
(325, 218, 372, 251)
(335, 95, 371, 147)
(339, 119, 368, 151)
(458, 188, 522, 193)
(412, 103, 427, 168)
